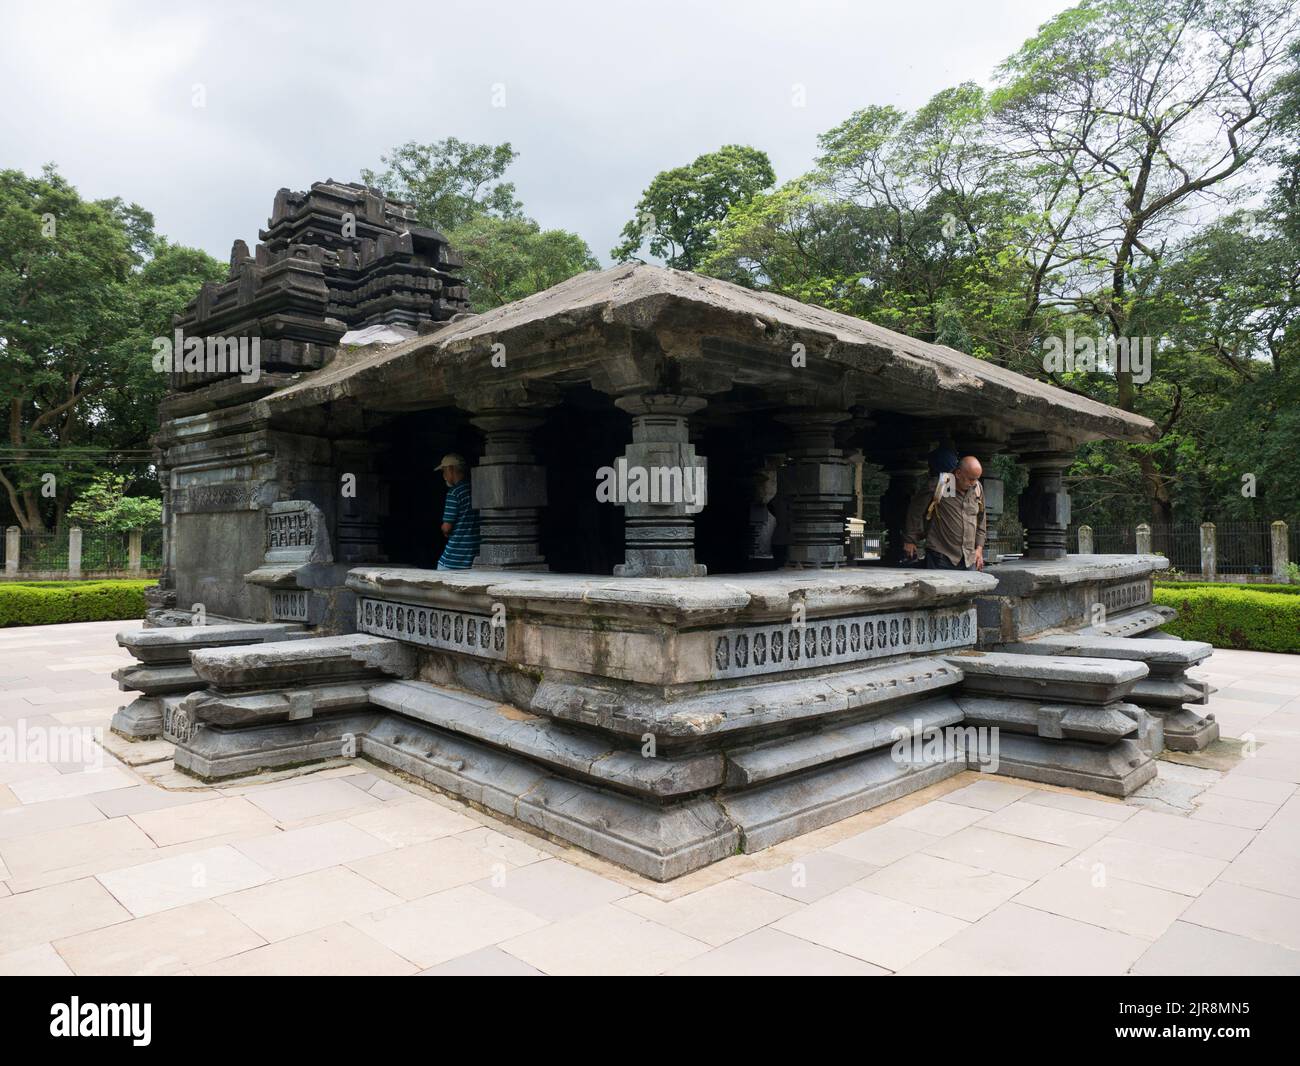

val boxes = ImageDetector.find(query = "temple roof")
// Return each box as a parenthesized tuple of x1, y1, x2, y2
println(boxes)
(258, 263, 1157, 444)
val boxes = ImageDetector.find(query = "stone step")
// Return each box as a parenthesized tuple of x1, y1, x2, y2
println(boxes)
(1081, 606, 1175, 639)
(112, 662, 202, 696)
(957, 696, 1140, 744)
(533, 656, 965, 740)
(173, 710, 382, 780)
(1130, 675, 1212, 707)
(719, 748, 965, 853)
(186, 681, 376, 729)
(1004, 632, 1211, 676)
(116, 621, 305, 664)
(723, 697, 962, 787)
(361, 715, 740, 881)
(190, 634, 415, 690)
(988, 733, 1155, 797)
(945, 650, 1146, 704)
(369, 680, 725, 799)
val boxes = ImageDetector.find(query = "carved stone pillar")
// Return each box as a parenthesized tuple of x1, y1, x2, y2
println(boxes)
(469, 409, 550, 570)
(745, 455, 782, 564)
(612, 393, 708, 578)
(775, 410, 854, 569)
(1017, 449, 1074, 560)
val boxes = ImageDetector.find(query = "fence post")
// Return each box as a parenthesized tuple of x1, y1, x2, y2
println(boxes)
(1135, 523, 1151, 554)
(68, 526, 82, 579)
(1077, 524, 1094, 554)
(4, 526, 18, 574)
(1200, 521, 1217, 581)
(1272, 520, 1290, 582)
(128, 527, 143, 574)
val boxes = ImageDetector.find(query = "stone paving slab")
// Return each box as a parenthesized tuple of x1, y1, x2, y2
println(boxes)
(0, 620, 1298, 974)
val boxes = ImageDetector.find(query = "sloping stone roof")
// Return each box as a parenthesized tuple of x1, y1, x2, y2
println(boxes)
(259, 263, 1157, 443)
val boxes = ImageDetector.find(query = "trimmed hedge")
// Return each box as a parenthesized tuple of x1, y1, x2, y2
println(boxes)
(0, 580, 151, 627)
(1156, 580, 1300, 595)
(1154, 585, 1300, 654)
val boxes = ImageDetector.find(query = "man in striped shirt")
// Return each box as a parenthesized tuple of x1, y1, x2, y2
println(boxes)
(435, 454, 480, 569)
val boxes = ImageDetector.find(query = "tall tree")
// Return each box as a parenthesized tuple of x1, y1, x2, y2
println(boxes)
(993, 0, 1300, 522)
(363, 138, 598, 312)
(613, 145, 776, 269)
(361, 138, 523, 232)
(0, 165, 223, 531)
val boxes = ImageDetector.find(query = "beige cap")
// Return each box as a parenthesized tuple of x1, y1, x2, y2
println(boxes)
(435, 453, 467, 471)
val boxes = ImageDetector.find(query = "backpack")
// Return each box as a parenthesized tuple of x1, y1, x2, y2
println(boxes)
(924, 472, 983, 528)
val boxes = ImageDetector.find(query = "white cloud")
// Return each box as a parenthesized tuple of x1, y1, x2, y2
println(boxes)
(0, 0, 1069, 264)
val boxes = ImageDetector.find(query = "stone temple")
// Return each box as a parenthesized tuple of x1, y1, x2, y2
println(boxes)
(112, 180, 1219, 879)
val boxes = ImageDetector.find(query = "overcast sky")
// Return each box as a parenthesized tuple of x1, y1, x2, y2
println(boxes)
(1, 0, 1073, 266)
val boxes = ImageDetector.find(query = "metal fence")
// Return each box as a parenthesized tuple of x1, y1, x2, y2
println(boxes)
(18, 532, 69, 572)
(81, 530, 131, 572)
(2, 525, 162, 579)
(141, 525, 164, 569)
(1069, 518, 1295, 579)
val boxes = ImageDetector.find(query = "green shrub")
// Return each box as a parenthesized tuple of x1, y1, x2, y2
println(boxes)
(0, 580, 151, 627)
(1155, 580, 1300, 595)
(1154, 586, 1300, 653)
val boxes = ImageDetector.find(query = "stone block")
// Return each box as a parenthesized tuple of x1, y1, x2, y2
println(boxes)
(948, 651, 1147, 704)
(985, 734, 1156, 797)
(190, 634, 414, 690)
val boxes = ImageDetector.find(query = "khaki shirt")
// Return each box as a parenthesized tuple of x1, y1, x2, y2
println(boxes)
(904, 475, 987, 567)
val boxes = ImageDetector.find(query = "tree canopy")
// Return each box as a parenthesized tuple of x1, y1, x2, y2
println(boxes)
(0, 165, 224, 531)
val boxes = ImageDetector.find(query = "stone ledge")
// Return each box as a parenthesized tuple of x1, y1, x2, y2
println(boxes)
(946, 650, 1147, 703)
(346, 566, 995, 624)
(532, 656, 965, 739)
(369, 679, 725, 799)
(116, 621, 305, 664)
(989, 734, 1156, 797)
(1004, 633, 1212, 671)
(983, 554, 1169, 597)
(190, 633, 415, 690)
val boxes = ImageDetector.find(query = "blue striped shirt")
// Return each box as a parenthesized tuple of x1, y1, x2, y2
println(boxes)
(438, 480, 480, 569)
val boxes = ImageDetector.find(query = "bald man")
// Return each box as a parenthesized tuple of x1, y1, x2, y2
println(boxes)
(902, 455, 987, 571)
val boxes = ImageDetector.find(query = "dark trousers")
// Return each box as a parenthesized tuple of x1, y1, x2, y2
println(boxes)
(925, 552, 971, 571)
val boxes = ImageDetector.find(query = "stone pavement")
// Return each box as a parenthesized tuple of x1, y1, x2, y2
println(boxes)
(1, 621, 1298, 976)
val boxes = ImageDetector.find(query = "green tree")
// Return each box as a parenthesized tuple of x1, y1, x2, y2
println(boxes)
(66, 473, 162, 531)
(450, 216, 597, 312)
(361, 138, 523, 232)
(705, 89, 1036, 366)
(0, 165, 224, 531)
(613, 145, 776, 269)
(993, 0, 1299, 523)
(363, 138, 599, 312)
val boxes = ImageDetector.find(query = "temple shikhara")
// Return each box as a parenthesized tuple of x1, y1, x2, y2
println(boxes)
(111, 181, 1219, 879)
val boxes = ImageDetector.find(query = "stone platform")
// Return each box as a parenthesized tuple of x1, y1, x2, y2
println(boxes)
(107, 557, 1223, 880)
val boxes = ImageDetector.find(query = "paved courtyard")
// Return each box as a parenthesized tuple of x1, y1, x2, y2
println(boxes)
(1, 620, 1298, 976)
